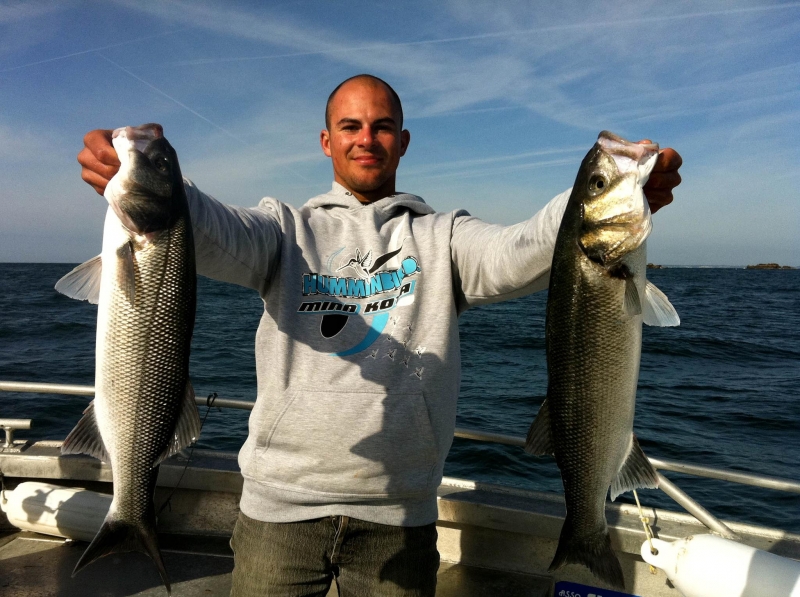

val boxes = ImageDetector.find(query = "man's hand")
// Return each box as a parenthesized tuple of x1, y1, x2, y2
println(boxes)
(78, 129, 120, 196)
(641, 141, 682, 214)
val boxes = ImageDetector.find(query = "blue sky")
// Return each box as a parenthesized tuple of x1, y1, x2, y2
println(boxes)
(1, 0, 798, 265)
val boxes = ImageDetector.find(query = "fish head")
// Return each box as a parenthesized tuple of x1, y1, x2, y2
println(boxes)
(577, 131, 659, 267)
(105, 124, 185, 236)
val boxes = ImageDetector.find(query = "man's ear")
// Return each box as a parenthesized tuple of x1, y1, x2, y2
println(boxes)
(400, 129, 410, 157)
(320, 129, 332, 157)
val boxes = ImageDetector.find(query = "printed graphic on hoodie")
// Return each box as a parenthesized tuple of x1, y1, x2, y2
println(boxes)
(297, 243, 420, 356)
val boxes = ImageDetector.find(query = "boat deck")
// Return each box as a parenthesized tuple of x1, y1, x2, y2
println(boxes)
(2, 442, 800, 596)
(0, 530, 551, 596)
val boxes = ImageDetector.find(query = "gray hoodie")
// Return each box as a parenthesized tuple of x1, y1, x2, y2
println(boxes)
(186, 180, 569, 526)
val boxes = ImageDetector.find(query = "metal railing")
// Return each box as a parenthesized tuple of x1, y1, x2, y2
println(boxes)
(4, 380, 799, 539)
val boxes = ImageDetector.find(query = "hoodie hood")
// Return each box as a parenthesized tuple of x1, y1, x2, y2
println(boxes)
(304, 182, 436, 218)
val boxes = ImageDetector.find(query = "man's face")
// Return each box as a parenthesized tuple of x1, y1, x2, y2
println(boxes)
(320, 79, 410, 203)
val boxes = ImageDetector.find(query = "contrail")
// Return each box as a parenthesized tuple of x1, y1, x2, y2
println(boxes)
(97, 53, 246, 144)
(0, 29, 187, 74)
(97, 54, 315, 184)
(141, 2, 800, 69)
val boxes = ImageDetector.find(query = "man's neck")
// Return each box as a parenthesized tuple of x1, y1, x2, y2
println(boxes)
(336, 177, 396, 205)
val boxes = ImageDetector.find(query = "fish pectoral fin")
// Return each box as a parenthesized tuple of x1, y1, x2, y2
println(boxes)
(643, 281, 680, 326)
(622, 277, 642, 317)
(155, 379, 202, 466)
(61, 400, 110, 462)
(116, 241, 136, 305)
(524, 398, 554, 456)
(610, 433, 659, 501)
(55, 255, 103, 304)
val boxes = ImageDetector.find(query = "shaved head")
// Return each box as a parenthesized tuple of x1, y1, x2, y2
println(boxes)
(325, 74, 403, 130)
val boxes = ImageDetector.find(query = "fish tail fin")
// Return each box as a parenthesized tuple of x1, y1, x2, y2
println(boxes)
(549, 515, 625, 590)
(73, 511, 171, 594)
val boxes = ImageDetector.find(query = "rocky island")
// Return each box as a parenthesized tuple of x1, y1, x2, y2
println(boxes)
(745, 263, 795, 269)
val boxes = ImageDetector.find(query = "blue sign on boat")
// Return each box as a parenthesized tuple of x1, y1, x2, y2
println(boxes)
(554, 580, 640, 597)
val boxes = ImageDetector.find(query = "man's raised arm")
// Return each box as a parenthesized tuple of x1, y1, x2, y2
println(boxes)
(78, 127, 282, 294)
(449, 145, 682, 312)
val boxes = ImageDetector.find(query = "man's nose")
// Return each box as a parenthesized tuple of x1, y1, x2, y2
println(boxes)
(358, 126, 376, 147)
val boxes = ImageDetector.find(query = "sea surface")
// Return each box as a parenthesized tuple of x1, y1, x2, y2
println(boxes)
(1, 263, 798, 532)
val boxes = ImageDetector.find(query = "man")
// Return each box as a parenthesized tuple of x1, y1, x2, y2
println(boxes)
(78, 74, 682, 597)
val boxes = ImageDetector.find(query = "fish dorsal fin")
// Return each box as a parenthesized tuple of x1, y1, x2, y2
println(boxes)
(155, 380, 201, 466)
(609, 433, 659, 501)
(524, 398, 554, 456)
(116, 241, 136, 306)
(623, 278, 642, 317)
(55, 256, 103, 304)
(61, 400, 109, 462)
(643, 281, 680, 326)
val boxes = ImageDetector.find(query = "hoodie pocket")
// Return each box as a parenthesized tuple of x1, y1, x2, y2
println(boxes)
(255, 390, 439, 498)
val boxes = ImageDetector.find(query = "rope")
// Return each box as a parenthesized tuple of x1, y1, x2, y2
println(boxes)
(633, 489, 658, 574)
(157, 392, 219, 516)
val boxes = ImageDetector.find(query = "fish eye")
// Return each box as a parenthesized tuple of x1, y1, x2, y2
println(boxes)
(588, 174, 607, 196)
(153, 155, 170, 173)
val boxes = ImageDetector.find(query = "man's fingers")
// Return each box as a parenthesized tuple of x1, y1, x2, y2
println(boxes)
(83, 129, 119, 167)
(78, 146, 119, 180)
(80, 165, 112, 196)
(646, 191, 674, 214)
(78, 129, 120, 196)
(655, 147, 682, 172)
(646, 170, 682, 190)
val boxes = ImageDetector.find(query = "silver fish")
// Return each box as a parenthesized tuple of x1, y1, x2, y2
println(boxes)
(525, 131, 679, 589)
(56, 123, 200, 594)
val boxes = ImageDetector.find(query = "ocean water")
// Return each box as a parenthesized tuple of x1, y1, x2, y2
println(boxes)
(1, 263, 798, 532)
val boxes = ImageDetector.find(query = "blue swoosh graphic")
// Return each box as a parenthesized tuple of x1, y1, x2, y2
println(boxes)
(330, 312, 389, 357)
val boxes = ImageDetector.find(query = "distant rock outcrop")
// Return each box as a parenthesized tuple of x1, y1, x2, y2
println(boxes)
(745, 263, 795, 269)
(646, 263, 663, 269)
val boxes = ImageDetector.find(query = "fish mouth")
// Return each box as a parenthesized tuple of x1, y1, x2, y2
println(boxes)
(597, 131, 659, 187)
(113, 123, 163, 144)
(598, 130, 658, 160)
(106, 124, 180, 235)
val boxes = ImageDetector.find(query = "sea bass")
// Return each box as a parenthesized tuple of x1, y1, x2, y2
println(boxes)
(56, 124, 199, 593)
(525, 131, 679, 589)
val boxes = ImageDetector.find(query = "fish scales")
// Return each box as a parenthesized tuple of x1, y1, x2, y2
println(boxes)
(548, 243, 642, 531)
(99, 218, 195, 524)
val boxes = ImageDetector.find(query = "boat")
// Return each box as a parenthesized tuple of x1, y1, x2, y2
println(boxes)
(2, 380, 799, 596)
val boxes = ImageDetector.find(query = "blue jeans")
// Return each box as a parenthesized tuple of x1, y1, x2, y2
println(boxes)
(229, 512, 439, 596)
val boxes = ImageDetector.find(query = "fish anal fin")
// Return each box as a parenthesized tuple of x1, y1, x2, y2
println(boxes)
(55, 256, 102, 304)
(155, 379, 201, 465)
(610, 433, 659, 501)
(524, 398, 554, 456)
(550, 515, 625, 590)
(623, 277, 642, 317)
(116, 241, 136, 305)
(643, 280, 680, 326)
(61, 400, 109, 462)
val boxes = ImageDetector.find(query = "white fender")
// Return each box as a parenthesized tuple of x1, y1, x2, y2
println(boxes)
(642, 534, 800, 597)
(0, 481, 109, 542)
